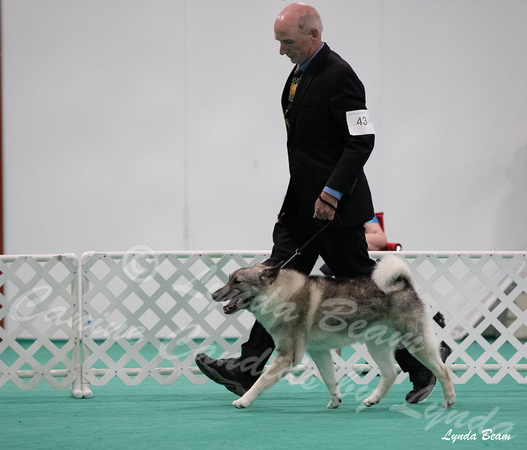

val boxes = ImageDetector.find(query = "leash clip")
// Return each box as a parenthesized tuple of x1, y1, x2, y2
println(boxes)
(281, 248, 302, 269)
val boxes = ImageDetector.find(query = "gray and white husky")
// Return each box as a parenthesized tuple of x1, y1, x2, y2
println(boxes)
(211, 254, 456, 410)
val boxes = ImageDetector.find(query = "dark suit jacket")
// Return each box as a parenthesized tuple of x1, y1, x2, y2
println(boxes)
(279, 44, 375, 228)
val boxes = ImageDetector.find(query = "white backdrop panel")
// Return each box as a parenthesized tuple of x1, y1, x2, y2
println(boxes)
(3, 0, 527, 254)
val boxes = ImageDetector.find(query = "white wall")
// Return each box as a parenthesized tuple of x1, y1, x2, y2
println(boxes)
(3, 0, 527, 256)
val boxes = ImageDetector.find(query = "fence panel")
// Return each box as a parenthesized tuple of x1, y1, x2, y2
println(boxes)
(0, 254, 80, 390)
(80, 251, 269, 387)
(397, 252, 527, 384)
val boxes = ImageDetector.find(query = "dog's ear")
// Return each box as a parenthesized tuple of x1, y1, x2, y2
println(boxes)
(261, 258, 278, 267)
(259, 262, 282, 285)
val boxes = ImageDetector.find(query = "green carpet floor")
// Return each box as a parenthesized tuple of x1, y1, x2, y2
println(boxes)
(1, 373, 525, 449)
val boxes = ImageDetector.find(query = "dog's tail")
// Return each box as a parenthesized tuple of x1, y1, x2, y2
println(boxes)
(372, 254, 413, 294)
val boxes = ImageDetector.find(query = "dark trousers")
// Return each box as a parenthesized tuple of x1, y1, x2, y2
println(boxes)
(240, 217, 376, 373)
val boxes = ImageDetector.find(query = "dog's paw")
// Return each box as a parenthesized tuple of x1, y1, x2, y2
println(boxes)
(327, 398, 342, 409)
(233, 398, 250, 409)
(362, 395, 380, 407)
(327, 390, 342, 409)
(442, 396, 456, 409)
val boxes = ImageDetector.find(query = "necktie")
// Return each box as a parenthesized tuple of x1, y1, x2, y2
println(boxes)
(284, 65, 303, 130)
(288, 65, 303, 103)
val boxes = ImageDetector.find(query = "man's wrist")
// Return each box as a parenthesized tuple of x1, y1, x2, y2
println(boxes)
(322, 186, 342, 201)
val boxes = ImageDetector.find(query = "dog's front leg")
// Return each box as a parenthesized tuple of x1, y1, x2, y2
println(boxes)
(233, 352, 295, 409)
(309, 350, 342, 409)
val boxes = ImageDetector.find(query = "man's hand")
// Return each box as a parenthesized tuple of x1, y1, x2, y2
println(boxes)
(314, 191, 338, 221)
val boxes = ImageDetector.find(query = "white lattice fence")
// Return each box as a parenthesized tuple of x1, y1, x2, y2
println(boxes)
(1, 251, 526, 395)
(0, 254, 80, 390)
(78, 251, 527, 391)
(80, 251, 269, 388)
(397, 252, 527, 384)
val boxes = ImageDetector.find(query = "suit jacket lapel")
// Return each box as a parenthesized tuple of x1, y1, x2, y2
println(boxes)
(282, 44, 331, 130)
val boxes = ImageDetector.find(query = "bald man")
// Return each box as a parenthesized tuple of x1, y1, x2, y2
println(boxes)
(196, 3, 446, 405)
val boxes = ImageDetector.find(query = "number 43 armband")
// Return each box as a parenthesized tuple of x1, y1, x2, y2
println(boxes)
(346, 109, 375, 136)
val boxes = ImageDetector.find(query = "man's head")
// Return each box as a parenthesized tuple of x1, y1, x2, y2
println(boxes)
(274, 3, 323, 65)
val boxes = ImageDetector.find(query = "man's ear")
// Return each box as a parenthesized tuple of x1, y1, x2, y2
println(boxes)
(309, 28, 320, 40)
(259, 262, 282, 284)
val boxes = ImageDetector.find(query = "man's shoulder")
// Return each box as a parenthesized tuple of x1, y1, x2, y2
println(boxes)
(326, 48, 353, 72)
(313, 45, 354, 73)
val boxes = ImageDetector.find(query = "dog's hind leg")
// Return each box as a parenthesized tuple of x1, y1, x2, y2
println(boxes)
(232, 349, 299, 409)
(309, 349, 342, 409)
(362, 340, 398, 407)
(404, 327, 456, 409)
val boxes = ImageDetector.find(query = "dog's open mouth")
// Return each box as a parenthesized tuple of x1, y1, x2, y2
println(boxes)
(223, 293, 253, 315)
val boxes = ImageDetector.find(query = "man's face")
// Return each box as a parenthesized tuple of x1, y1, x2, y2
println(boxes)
(274, 21, 315, 65)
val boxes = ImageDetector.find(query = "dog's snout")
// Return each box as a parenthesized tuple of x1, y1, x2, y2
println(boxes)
(211, 285, 233, 302)
(211, 288, 222, 301)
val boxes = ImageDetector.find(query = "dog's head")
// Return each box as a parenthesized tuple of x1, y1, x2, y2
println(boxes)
(211, 262, 282, 315)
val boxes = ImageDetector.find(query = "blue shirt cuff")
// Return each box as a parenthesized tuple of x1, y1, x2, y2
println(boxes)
(323, 186, 343, 200)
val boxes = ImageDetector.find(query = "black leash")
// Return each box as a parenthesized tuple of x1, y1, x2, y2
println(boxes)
(280, 196, 339, 269)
